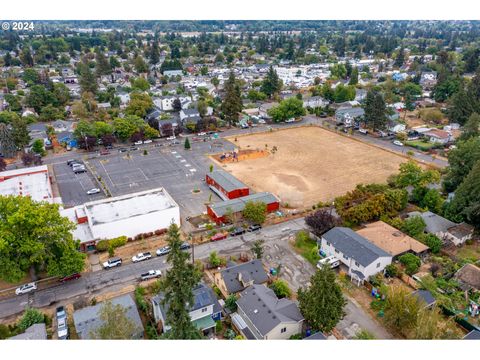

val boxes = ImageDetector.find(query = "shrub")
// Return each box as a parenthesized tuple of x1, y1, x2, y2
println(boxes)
(421, 234, 442, 254)
(96, 240, 109, 252)
(225, 294, 238, 312)
(135, 286, 148, 313)
(108, 246, 115, 257)
(0, 324, 11, 339)
(269, 279, 292, 299)
(399, 253, 421, 275)
(215, 320, 223, 333)
(209, 251, 222, 267)
(18, 308, 45, 332)
(385, 264, 398, 278)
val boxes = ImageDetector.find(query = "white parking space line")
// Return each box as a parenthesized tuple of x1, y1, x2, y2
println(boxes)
(180, 159, 186, 163)
(189, 169, 197, 172)
(185, 164, 191, 167)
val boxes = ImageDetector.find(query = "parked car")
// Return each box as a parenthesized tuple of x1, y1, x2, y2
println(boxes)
(105, 145, 114, 150)
(129, 146, 139, 151)
(140, 270, 162, 281)
(197, 132, 206, 136)
(134, 140, 143, 145)
(86, 188, 101, 195)
(132, 252, 152, 263)
(285, 118, 296, 123)
(156, 246, 171, 257)
(59, 273, 81, 283)
(73, 166, 87, 174)
(56, 306, 68, 340)
(258, 119, 266, 124)
(247, 224, 262, 232)
(317, 256, 341, 269)
(103, 257, 122, 269)
(69, 161, 83, 168)
(180, 242, 191, 250)
(15, 282, 37, 296)
(393, 140, 404, 146)
(230, 227, 246, 236)
(358, 128, 368, 135)
(66, 145, 72, 151)
(210, 232, 228, 242)
(100, 149, 110, 155)
(166, 136, 176, 141)
(171, 140, 180, 145)
(118, 147, 128, 153)
(67, 159, 79, 166)
(143, 139, 153, 144)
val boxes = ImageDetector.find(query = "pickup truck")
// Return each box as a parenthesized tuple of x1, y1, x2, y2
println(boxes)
(229, 227, 246, 237)
(140, 270, 162, 281)
(132, 252, 152, 263)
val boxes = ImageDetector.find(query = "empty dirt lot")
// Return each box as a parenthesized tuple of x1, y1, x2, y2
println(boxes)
(221, 127, 408, 208)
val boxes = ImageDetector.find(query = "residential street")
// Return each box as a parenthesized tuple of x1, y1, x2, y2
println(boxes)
(0, 216, 392, 338)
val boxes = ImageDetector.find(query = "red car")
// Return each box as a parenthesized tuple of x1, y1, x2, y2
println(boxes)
(59, 273, 81, 283)
(100, 149, 110, 155)
(210, 232, 228, 242)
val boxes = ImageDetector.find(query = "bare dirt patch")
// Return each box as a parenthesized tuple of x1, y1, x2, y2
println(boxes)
(222, 127, 409, 208)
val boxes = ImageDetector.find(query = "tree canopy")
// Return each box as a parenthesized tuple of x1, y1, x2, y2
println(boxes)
(0, 195, 85, 282)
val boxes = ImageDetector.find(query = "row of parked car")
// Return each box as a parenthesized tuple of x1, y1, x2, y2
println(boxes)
(210, 224, 262, 241)
(15, 273, 82, 296)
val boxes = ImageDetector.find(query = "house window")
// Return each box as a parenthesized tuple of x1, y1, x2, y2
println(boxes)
(354, 261, 359, 267)
(343, 255, 349, 260)
(281, 327, 287, 333)
(334, 249, 339, 254)
(326, 241, 330, 246)
(202, 307, 208, 313)
(376, 262, 381, 268)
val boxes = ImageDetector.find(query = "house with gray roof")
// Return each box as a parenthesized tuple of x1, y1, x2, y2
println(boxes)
(232, 284, 304, 340)
(8, 323, 47, 340)
(73, 294, 144, 339)
(335, 106, 365, 127)
(214, 259, 269, 297)
(151, 283, 222, 337)
(407, 211, 474, 246)
(319, 227, 392, 284)
(206, 170, 249, 200)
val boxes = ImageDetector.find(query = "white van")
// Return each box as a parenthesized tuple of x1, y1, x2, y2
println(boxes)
(317, 256, 340, 269)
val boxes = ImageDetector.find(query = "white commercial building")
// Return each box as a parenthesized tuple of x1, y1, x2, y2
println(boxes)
(61, 188, 180, 251)
(0, 165, 59, 204)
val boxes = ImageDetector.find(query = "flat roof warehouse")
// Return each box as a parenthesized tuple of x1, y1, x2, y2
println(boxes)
(85, 189, 178, 226)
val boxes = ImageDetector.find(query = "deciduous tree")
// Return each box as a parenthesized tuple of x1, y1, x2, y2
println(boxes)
(90, 301, 139, 339)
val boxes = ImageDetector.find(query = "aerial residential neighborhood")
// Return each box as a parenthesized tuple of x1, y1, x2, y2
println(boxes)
(1, 16, 480, 348)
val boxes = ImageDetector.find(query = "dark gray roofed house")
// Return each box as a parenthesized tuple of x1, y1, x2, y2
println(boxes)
(73, 294, 144, 339)
(214, 259, 269, 296)
(8, 323, 47, 340)
(233, 284, 304, 340)
(151, 283, 222, 337)
(319, 227, 392, 284)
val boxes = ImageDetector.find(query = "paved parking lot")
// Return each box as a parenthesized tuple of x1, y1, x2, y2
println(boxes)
(54, 138, 236, 220)
(53, 160, 105, 208)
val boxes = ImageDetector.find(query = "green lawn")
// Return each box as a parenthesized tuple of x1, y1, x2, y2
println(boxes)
(292, 231, 320, 265)
(405, 140, 437, 151)
(456, 245, 480, 262)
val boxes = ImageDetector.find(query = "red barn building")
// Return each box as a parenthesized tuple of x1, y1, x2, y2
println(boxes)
(206, 170, 249, 200)
(207, 192, 280, 224)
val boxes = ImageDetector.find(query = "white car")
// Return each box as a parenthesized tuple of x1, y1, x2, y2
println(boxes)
(132, 252, 152, 263)
(134, 141, 143, 145)
(197, 132, 206, 136)
(86, 188, 101, 195)
(15, 282, 37, 296)
(393, 140, 404, 146)
(140, 270, 162, 281)
(143, 139, 153, 144)
(166, 136, 176, 141)
(285, 118, 296, 123)
(258, 119, 266, 124)
(317, 256, 341, 269)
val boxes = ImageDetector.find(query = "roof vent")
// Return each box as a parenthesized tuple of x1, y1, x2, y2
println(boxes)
(253, 309, 258, 314)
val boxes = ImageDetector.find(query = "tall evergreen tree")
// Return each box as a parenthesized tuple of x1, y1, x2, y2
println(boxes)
(79, 64, 98, 94)
(459, 112, 480, 141)
(221, 71, 242, 126)
(95, 48, 111, 76)
(150, 41, 160, 65)
(11, 116, 30, 149)
(0, 123, 16, 158)
(395, 47, 405, 68)
(261, 66, 282, 98)
(298, 265, 346, 332)
(448, 160, 480, 228)
(349, 67, 359, 85)
(364, 89, 387, 131)
(160, 224, 202, 339)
